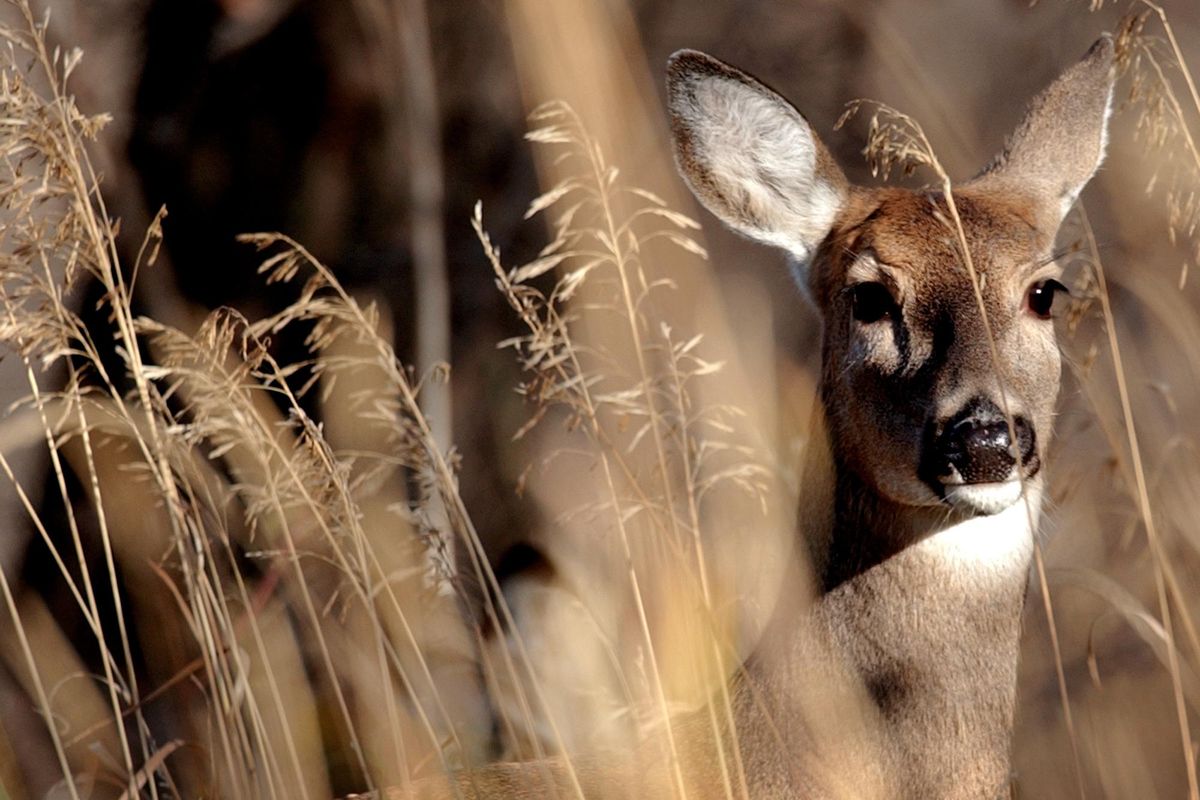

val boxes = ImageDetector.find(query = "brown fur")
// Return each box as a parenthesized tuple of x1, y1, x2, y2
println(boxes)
(812, 186, 1059, 517)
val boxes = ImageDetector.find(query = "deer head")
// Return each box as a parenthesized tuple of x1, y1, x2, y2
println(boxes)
(667, 39, 1114, 522)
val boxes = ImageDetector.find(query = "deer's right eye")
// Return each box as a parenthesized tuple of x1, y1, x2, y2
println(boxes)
(850, 282, 895, 323)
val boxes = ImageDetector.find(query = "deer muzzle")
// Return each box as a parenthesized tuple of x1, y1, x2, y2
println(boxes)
(921, 397, 1040, 514)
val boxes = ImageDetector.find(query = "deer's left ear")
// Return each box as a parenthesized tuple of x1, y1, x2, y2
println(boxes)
(973, 35, 1116, 230)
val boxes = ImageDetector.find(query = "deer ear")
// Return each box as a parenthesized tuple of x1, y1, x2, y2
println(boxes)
(974, 36, 1116, 229)
(667, 50, 849, 268)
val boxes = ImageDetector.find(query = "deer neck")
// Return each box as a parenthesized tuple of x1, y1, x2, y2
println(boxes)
(745, 402, 1037, 797)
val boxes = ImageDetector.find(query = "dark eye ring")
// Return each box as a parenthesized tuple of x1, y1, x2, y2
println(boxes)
(1026, 279, 1068, 320)
(850, 281, 895, 324)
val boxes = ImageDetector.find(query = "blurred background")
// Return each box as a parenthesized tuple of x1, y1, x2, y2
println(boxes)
(1, 0, 1200, 797)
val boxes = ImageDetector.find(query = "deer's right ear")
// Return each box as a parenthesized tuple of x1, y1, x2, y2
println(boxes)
(973, 36, 1116, 230)
(667, 50, 849, 267)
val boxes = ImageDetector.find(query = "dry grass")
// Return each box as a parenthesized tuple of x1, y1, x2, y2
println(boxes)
(0, 0, 1199, 798)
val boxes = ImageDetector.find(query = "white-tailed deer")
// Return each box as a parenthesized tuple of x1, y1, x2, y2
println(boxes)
(399, 35, 1115, 800)
(660, 35, 1114, 798)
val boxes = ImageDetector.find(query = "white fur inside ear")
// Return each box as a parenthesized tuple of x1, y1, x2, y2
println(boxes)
(682, 75, 844, 264)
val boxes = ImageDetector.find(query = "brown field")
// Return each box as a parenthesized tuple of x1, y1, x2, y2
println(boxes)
(0, 0, 1198, 797)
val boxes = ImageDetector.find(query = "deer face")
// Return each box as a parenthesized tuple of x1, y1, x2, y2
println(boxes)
(812, 187, 1063, 513)
(667, 39, 1114, 516)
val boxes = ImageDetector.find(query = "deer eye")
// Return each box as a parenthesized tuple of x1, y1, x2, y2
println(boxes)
(850, 282, 895, 323)
(1025, 279, 1068, 319)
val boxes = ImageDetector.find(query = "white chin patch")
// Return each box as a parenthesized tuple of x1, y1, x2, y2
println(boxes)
(943, 480, 1025, 515)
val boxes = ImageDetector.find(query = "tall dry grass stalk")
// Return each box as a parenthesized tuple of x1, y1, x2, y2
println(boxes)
(346, 0, 456, 567)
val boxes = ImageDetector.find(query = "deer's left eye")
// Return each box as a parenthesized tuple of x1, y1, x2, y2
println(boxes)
(1025, 279, 1068, 319)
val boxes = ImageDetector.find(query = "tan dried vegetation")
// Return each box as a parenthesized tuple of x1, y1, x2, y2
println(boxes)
(0, 0, 1198, 798)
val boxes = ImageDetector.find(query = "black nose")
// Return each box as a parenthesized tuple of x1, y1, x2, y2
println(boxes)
(932, 399, 1037, 484)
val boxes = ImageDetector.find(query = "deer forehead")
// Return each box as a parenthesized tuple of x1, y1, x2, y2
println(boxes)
(816, 188, 1051, 317)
